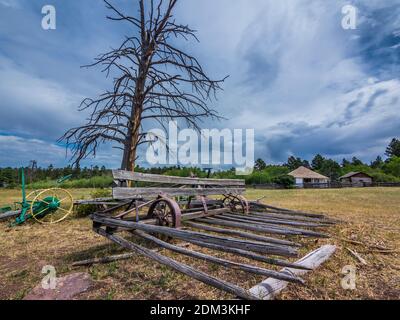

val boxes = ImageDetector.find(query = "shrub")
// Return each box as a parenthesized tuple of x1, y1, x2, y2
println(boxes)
(272, 174, 295, 189)
(383, 156, 400, 177)
(27, 176, 114, 189)
(74, 189, 112, 217)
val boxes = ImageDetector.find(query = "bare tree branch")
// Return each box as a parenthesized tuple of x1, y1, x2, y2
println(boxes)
(59, 0, 227, 170)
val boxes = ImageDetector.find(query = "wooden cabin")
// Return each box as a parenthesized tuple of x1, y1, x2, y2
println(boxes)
(288, 166, 329, 188)
(339, 172, 373, 185)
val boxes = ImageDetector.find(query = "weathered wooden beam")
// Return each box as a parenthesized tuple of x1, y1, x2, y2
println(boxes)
(222, 213, 329, 228)
(134, 230, 304, 284)
(250, 245, 336, 300)
(249, 202, 327, 218)
(74, 201, 121, 206)
(0, 210, 20, 221)
(95, 227, 258, 300)
(215, 216, 330, 237)
(112, 170, 245, 187)
(184, 221, 301, 247)
(113, 187, 245, 199)
(87, 207, 228, 234)
(72, 253, 137, 266)
(248, 211, 336, 224)
(91, 214, 298, 257)
(74, 198, 116, 205)
(71, 243, 192, 266)
(180, 208, 229, 221)
(117, 208, 229, 227)
(136, 207, 227, 226)
(215, 216, 330, 236)
(187, 239, 311, 270)
(198, 217, 330, 238)
(239, 212, 335, 227)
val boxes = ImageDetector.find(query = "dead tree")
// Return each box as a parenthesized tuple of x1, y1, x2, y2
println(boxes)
(60, 0, 226, 170)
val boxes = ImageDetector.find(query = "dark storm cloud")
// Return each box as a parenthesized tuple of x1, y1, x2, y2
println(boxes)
(1, 0, 400, 168)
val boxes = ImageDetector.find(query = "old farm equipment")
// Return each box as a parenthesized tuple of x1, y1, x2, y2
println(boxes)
(0, 168, 74, 226)
(83, 170, 337, 300)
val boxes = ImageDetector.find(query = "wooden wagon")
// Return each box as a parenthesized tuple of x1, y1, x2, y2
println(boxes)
(83, 170, 337, 300)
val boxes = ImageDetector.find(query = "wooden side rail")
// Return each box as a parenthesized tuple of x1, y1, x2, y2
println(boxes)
(112, 170, 245, 187)
(109, 170, 248, 215)
(113, 187, 245, 199)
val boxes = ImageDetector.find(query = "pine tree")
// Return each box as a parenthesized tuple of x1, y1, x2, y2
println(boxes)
(370, 156, 383, 169)
(385, 138, 400, 158)
(311, 154, 325, 171)
(351, 157, 363, 166)
(254, 158, 267, 171)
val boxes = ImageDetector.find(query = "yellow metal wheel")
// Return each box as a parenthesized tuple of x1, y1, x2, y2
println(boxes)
(26, 189, 42, 199)
(14, 190, 42, 212)
(30, 188, 73, 224)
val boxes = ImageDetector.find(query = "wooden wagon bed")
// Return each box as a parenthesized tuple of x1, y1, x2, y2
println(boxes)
(85, 170, 337, 299)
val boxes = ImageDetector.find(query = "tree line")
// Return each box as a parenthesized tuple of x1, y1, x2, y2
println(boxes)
(1, 138, 399, 188)
(253, 138, 400, 184)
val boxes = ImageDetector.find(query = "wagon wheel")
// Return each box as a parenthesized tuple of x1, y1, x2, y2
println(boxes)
(30, 188, 73, 224)
(147, 198, 180, 228)
(222, 195, 248, 214)
(147, 198, 181, 241)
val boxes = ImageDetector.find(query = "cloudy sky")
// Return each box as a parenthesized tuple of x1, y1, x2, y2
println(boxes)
(0, 0, 399, 168)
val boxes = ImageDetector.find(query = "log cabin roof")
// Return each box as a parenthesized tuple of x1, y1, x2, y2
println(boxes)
(288, 166, 329, 180)
(339, 171, 373, 179)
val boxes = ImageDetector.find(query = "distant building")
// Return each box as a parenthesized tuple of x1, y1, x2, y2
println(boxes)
(339, 172, 373, 185)
(288, 166, 330, 187)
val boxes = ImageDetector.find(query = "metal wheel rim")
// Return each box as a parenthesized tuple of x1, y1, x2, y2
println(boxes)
(150, 200, 175, 227)
(30, 188, 73, 224)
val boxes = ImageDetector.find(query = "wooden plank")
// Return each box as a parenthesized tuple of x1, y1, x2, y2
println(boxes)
(209, 216, 330, 238)
(250, 245, 336, 299)
(198, 217, 330, 238)
(104, 208, 229, 230)
(249, 202, 327, 218)
(72, 253, 137, 266)
(113, 187, 245, 199)
(248, 211, 336, 224)
(180, 208, 230, 221)
(134, 230, 304, 284)
(112, 170, 245, 186)
(91, 214, 298, 257)
(95, 227, 258, 300)
(71, 242, 192, 266)
(188, 239, 312, 270)
(74, 200, 121, 206)
(0, 210, 20, 221)
(74, 197, 115, 205)
(183, 221, 300, 247)
(221, 213, 329, 228)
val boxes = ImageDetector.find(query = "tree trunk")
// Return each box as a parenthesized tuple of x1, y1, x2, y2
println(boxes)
(120, 136, 130, 170)
(127, 106, 142, 171)
(125, 34, 151, 172)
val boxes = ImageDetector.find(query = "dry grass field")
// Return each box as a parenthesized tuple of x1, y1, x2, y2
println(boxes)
(0, 187, 399, 300)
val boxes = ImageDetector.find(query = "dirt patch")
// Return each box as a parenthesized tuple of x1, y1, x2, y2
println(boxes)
(24, 272, 93, 300)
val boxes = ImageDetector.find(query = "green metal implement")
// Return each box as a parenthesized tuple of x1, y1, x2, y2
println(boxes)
(0, 206, 12, 214)
(0, 168, 74, 226)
